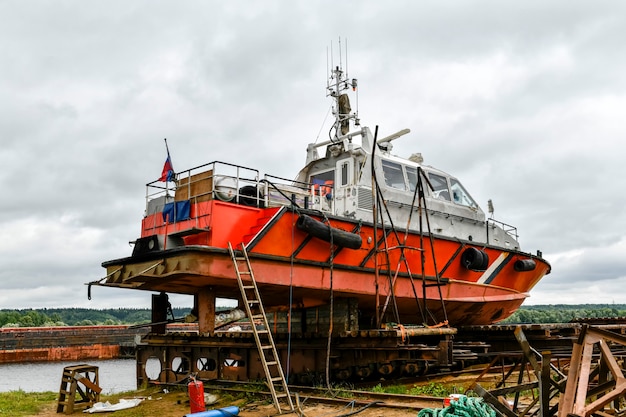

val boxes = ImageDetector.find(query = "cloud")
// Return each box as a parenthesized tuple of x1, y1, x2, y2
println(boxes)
(2, 1, 626, 309)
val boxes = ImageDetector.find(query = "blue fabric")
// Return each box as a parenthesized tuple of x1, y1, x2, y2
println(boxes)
(162, 200, 190, 223)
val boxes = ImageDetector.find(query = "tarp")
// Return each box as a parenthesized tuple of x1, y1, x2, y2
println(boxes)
(84, 398, 143, 413)
(162, 200, 190, 223)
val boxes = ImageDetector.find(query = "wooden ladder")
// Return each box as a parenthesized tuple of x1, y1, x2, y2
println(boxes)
(56, 364, 101, 414)
(228, 242, 294, 414)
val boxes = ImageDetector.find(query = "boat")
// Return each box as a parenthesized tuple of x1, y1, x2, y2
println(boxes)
(95, 57, 550, 330)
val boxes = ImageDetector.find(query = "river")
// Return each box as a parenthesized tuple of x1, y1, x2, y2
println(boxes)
(0, 359, 137, 393)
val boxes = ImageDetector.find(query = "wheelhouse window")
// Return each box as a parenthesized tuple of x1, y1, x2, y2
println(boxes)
(340, 161, 349, 186)
(428, 173, 451, 201)
(382, 160, 406, 190)
(406, 166, 418, 192)
(310, 170, 335, 197)
(450, 178, 477, 208)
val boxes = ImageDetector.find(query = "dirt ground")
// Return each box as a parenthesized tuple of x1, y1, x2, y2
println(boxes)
(33, 387, 418, 417)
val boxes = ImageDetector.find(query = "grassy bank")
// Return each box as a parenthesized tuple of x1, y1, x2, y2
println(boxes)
(0, 390, 57, 416)
(0, 386, 247, 417)
(0, 382, 457, 416)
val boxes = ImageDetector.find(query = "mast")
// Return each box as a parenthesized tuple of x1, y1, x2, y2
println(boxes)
(326, 40, 358, 143)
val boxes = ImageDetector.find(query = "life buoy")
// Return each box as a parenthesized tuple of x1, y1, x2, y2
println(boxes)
(514, 259, 536, 272)
(461, 247, 489, 271)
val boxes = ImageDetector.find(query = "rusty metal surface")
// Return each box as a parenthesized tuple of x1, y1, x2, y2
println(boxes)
(0, 325, 148, 363)
(135, 329, 455, 386)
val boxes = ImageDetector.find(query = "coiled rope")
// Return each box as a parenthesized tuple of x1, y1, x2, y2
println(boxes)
(418, 396, 496, 417)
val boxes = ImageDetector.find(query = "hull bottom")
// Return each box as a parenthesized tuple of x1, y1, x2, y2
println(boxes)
(102, 248, 531, 326)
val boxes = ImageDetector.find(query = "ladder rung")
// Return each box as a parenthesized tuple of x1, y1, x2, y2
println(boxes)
(266, 361, 278, 366)
(270, 377, 283, 382)
(242, 285, 255, 290)
(247, 300, 260, 304)
(261, 345, 273, 350)
(235, 256, 246, 261)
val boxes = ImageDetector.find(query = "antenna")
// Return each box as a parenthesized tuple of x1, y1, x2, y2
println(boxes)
(326, 47, 329, 86)
(345, 38, 348, 80)
(338, 37, 343, 73)
(325, 37, 359, 142)
(330, 42, 334, 77)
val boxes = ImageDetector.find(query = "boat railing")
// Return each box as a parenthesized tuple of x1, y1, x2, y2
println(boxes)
(143, 162, 261, 233)
(143, 162, 335, 235)
(487, 218, 519, 242)
(262, 174, 313, 209)
(262, 174, 338, 213)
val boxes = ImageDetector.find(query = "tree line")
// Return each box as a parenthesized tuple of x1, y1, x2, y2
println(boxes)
(0, 307, 190, 328)
(500, 304, 626, 324)
(2, 304, 626, 328)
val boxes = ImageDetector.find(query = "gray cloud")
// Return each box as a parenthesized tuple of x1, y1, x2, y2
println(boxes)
(1, 1, 626, 309)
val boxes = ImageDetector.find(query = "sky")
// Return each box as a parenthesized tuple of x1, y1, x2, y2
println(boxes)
(2, 1, 626, 310)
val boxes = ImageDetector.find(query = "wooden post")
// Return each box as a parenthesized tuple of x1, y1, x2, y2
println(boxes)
(540, 351, 551, 417)
(197, 287, 216, 334)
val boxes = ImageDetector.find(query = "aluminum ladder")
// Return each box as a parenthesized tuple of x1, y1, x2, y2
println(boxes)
(228, 242, 294, 414)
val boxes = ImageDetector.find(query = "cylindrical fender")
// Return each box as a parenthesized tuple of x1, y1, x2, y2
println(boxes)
(461, 247, 489, 271)
(296, 214, 362, 249)
(514, 259, 537, 272)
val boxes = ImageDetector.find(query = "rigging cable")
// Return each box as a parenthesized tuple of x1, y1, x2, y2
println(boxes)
(286, 203, 296, 384)
(323, 212, 335, 391)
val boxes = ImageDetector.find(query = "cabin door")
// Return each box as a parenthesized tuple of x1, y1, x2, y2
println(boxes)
(334, 159, 354, 216)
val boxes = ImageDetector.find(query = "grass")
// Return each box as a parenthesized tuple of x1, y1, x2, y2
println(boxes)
(0, 385, 259, 417)
(0, 390, 57, 416)
(0, 381, 465, 416)
(370, 381, 461, 397)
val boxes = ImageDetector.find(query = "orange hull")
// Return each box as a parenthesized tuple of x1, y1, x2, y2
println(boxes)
(103, 200, 550, 325)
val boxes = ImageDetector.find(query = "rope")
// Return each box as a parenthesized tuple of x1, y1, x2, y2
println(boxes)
(418, 396, 496, 417)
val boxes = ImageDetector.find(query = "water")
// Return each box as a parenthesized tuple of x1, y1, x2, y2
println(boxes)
(0, 359, 136, 393)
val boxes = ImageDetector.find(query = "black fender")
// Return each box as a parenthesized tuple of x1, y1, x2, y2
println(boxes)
(296, 214, 362, 249)
(514, 259, 537, 272)
(461, 247, 489, 271)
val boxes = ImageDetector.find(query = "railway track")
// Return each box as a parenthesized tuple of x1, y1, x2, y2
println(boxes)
(204, 381, 446, 411)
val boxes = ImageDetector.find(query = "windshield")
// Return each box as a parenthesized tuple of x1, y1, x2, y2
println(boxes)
(381, 160, 406, 190)
(428, 173, 450, 201)
(450, 178, 478, 208)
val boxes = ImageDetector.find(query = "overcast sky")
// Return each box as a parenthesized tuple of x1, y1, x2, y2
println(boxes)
(2, 1, 626, 311)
